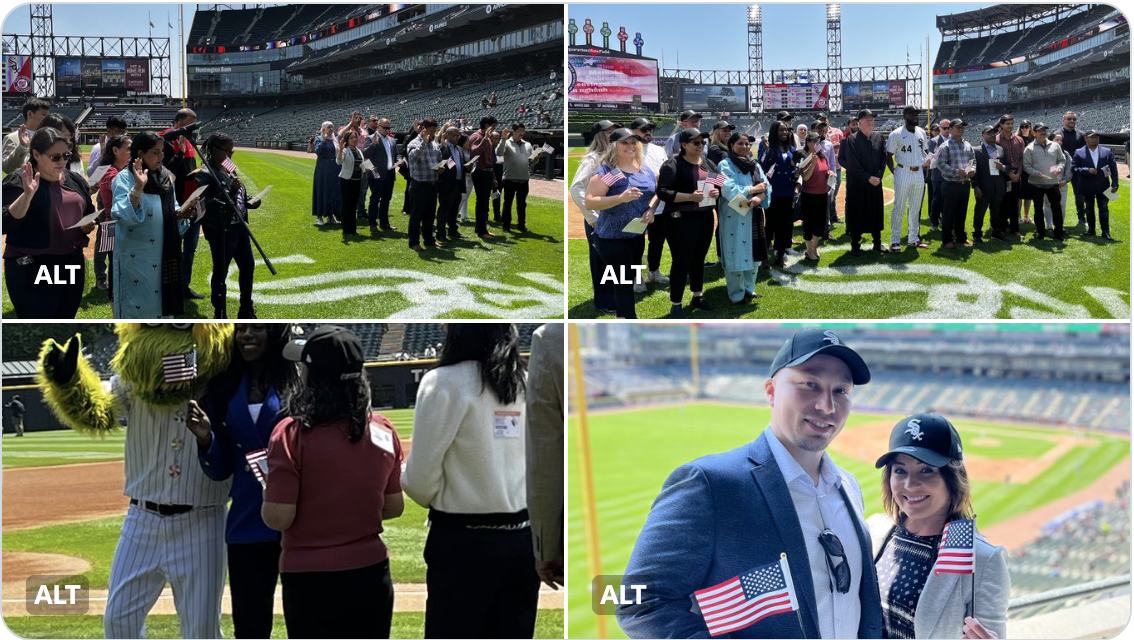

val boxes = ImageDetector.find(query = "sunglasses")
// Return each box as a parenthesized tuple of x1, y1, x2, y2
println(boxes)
(687, 139, 706, 147)
(818, 529, 852, 594)
(43, 153, 68, 164)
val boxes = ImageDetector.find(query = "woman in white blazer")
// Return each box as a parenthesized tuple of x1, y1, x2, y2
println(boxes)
(869, 413, 1010, 639)
(334, 128, 363, 236)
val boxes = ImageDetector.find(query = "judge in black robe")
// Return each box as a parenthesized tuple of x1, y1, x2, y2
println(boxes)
(838, 111, 889, 254)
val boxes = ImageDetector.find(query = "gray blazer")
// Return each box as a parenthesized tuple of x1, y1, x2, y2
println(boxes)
(2, 129, 29, 174)
(525, 323, 563, 563)
(868, 514, 1010, 639)
(335, 145, 363, 180)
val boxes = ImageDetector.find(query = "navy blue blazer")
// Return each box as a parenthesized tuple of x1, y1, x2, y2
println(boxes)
(1071, 145, 1119, 195)
(364, 133, 398, 182)
(618, 430, 883, 639)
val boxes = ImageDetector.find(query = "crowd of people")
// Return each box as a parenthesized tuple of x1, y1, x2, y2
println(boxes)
(2, 98, 264, 319)
(310, 112, 549, 250)
(571, 107, 1123, 319)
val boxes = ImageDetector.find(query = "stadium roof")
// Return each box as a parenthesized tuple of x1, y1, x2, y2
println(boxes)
(936, 4, 1080, 35)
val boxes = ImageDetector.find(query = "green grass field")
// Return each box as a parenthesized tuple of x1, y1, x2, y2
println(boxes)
(2, 148, 564, 319)
(568, 151, 1130, 319)
(566, 403, 1129, 638)
(3, 610, 565, 639)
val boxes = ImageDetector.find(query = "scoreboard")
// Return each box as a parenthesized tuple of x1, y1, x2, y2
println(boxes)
(762, 83, 829, 110)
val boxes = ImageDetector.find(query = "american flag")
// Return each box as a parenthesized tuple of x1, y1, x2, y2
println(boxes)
(599, 166, 626, 187)
(98, 220, 115, 252)
(222, 158, 238, 174)
(933, 519, 976, 575)
(705, 172, 726, 187)
(693, 558, 799, 637)
(162, 350, 197, 384)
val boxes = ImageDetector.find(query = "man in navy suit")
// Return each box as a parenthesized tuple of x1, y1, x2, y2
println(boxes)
(363, 117, 399, 233)
(1072, 130, 1120, 240)
(618, 329, 883, 639)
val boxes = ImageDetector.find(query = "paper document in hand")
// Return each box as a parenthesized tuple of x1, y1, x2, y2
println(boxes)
(622, 217, 648, 234)
(697, 179, 715, 207)
(1105, 188, 1120, 201)
(433, 159, 449, 170)
(87, 164, 110, 187)
(66, 210, 103, 229)
(1103, 166, 1111, 177)
(446, 158, 456, 169)
(177, 185, 209, 217)
(827, 172, 837, 188)
(361, 159, 375, 172)
(250, 185, 273, 203)
(728, 193, 751, 215)
(989, 159, 999, 176)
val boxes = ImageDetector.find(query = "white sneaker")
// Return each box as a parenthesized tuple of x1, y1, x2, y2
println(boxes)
(315, 217, 324, 226)
(648, 270, 670, 285)
(785, 248, 802, 256)
(633, 281, 647, 293)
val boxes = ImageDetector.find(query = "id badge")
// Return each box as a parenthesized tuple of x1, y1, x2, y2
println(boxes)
(370, 422, 395, 454)
(494, 411, 522, 438)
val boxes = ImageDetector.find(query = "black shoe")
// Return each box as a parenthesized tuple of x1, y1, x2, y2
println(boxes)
(184, 287, 205, 300)
(668, 305, 685, 319)
(691, 296, 712, 311)
(450, 231, 466, 239)
(597, 307, 616, 315)
(1084, 229, 1096, 236)
(1103, 232, 1114, 240)
(502, 227, 511, 233)
(973, 237, 983, 244)
(381, 225, 399, 232)
(1036, 232, 1046, 240)
(516, 225, 529, 233)
(704, 260, 718, 268)
(850, 246, 863, 257)
(370, 225, 380, 233)
(237, 306, 257, 319)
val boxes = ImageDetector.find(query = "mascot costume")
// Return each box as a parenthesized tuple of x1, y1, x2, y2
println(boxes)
(39, 323, 234, 639)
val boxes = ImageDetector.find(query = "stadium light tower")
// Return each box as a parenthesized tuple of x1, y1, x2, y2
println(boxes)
(747, 5, 763, 113)
(826, 4, 842, 113)
(29, 4, 55, 97)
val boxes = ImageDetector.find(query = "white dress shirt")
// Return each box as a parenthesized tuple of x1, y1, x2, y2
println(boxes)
(765, 426, 865, 639)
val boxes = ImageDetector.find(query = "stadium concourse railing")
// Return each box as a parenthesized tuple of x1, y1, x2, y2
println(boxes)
(1007, 574, 1131, 639)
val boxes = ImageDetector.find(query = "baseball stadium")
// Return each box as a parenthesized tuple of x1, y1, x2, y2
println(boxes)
(567, 323, 1131, 638)
(2, 3, 564, 319)
(0, 322, 563, 638)
(566, 3, 1130, 320)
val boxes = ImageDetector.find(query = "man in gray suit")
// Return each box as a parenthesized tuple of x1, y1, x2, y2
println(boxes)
(525, 323, 563, 589)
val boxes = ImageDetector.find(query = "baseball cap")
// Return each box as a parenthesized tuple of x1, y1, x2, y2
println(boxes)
(609, 128, 644, 143)
(804, 131, 822, 143)
(981, 125, 996, 134)
(712, 120, 735, 131)
(678, 127, 709, 144)
(592, 120, 617, 134)
(875, 413, 964, 468)
(283, 325, 365, 381)
(776, 110, 793, 122)
(902, 105, 921, 115)
(857, 108, 875, 120)
(810, 120, 825, 131)
(769, 329, 870, 385)
(952, 119, 970, 128)
(630, 117, 655, 132)
(679, 110, 702, 121)
(1033, 122, 1049, 132)
(1085, 129, 1100, 138)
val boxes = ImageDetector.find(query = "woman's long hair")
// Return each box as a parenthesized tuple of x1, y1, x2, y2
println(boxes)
(281, 363, 371, 443)
(40, 114, 79, 164)
(599, 138, 641, 170)
(769, 120, 793, 153)
(28, 128, 69, 173)
(587, 129, 612, 156)
(209, 324, 298, 419)
(202, 132, 234, 166)
(881, 459, 975, 526)
(437, 324, 526, 405)
(99, 135, 130, 167)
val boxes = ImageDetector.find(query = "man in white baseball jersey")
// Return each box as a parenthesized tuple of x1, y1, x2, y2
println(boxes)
(886, 106, 932, 250)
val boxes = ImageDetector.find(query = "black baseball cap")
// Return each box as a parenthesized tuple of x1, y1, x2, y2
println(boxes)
(592, 120, 618, 134)
(712, 120, 735, 131)
(609, 128, 644, 143)
(982, 125, 996, 134)
(804, 131, 822, 143)
(679, 110, 702, 121)
(952, 119, 970, 128)
(857, 108, 875, 120)
(630, 117, 655, 132)
(903, 105, 921, 115)
(678, 127, 709, 144)
(875, 413, 964, 468)
(283, 325, 365, 381)
(776, 110, 793, 122)
(1033, 122, 1049, 132)
(769, 329, 870, 385)
(1086, 129, 1100, 138)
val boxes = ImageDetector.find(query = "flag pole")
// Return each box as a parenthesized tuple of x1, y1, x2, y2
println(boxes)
(969, 514, 977, 620)
(782, 553, 808, 639)
(570, 324, 608, 639)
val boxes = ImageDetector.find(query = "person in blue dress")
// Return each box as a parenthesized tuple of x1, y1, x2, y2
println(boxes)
(585, 128, 656, 319)
(111, 131, 193, 318)
(718, 132, 772, 305)
(188, 323, 298, 639)
(311, 121, 341, 226)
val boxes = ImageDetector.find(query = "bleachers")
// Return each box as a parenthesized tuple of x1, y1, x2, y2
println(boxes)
(938, 5, 1119, 69)
(952, 97, 1131, 145)
(81, 105, 182, 131)
(4, 103, 84, 130)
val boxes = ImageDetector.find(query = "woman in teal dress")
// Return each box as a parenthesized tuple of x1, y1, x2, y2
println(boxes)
(112, 131, 193, 318)
(718, 132, 771, 304)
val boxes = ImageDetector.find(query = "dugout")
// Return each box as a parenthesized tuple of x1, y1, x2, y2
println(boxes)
(1, 361, 68, 434)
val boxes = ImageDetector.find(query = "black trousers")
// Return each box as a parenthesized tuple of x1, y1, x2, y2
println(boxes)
(282, 559, 393, 639)
(472, 170, 493, 235)
(1073, 178, 1086, 222)
(646, 214, 667, 272)
(203, 223, 255, 316)
(665, 210, 715, 304)
(1031, 185, 1063, 238)
(930, 175, 944, 226)
(941, 181, 971, 244)
(502, 179, 529, 230)
(423, 526, 540, 639)
(585, 221, 617, 312)
(409, 180, 439, 247)
(767, 196, 795, 251)
(436, 190, 461, 239)
(366, 175, 396, 228)
(228, 540, 281, 639)
(1083, 191, 1111, 234)
(4, 251, 85, 319)
(339, 178, 361, 235)
(593, 234, 644, 319)
(1001, 186, 1021, 233)
(974, 192, 1004, 238)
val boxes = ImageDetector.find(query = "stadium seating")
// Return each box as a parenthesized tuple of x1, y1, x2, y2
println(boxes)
(81, 105, 183, 131)
(936, 5, 1120, 69)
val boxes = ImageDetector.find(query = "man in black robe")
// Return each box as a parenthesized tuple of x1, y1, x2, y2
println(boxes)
(839, 108, 889, 256)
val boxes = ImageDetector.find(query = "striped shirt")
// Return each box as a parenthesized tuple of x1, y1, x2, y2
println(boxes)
(113, 375, 232, 506)
(876, 526, 941, 639)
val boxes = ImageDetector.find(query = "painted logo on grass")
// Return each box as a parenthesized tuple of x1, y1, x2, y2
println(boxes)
(225, 255, 563, 318)
(25, 575, 89, 615)
(771, 251, 1128, 319)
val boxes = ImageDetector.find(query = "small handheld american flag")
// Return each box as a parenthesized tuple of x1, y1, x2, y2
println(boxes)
(222, 158, 238, 174)
(162, 350, 198, 384)
(599, 166, 626, 187)
(705, 172, 726, 188)
(933, 519, 976, 575)
(98, 220, 116, 253)
(693, 558, 799, 637)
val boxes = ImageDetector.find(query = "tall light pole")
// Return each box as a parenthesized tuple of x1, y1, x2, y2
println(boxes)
(747, 5, 763, 113)
(826, 4, 842, 113)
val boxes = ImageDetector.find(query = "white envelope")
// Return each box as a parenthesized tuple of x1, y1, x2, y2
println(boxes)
(989, 159, 999, 176)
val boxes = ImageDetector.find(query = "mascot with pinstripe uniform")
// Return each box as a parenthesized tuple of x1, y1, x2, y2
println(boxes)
(39, 323, 234, 639)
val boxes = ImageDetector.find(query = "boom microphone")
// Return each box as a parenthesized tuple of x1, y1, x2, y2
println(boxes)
(163, 121, 206, 141)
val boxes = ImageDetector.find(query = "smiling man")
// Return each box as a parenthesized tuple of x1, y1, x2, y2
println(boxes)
(618, 329, 882, 639)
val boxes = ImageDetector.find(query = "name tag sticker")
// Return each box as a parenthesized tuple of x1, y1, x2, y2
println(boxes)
(370, 423, 395, 454)
(494, 411, 522, 438)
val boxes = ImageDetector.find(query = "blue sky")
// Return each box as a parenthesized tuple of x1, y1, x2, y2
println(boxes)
(4, 4, 199, 97)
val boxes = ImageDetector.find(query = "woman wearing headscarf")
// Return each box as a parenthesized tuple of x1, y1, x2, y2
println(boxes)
(402, 323, 539, 639)
(1, 127, 96, 318)
(717, 132, 770, 304)
(311, 121, 341, 226)
(570, 119, 619, 314)
(189, 323, 298, 639)
(95, 134, 132, 305)
(111, 131, 194, 318)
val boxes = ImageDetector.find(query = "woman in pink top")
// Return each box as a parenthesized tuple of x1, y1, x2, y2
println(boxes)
(797, 132, 834, 261)
(263, 325, 405, 639)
